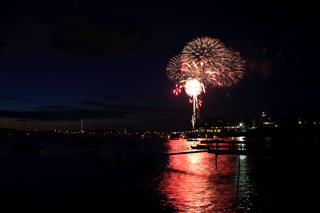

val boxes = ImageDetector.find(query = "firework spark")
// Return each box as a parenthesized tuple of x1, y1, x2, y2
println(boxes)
(166, 37, 245, 129)
(182, 37, 228, 67)
(184, 79, 204, 98)
(173, 84, 182, 96)
(184, 78, 204, 128)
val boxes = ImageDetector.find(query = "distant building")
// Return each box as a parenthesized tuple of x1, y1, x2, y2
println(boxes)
(196, 118, 240, 134)
(259, 112, 277, 128)
(296, 111, 320, 127)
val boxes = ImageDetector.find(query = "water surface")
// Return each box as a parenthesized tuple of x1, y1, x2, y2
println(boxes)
(0, 136, 317, 212)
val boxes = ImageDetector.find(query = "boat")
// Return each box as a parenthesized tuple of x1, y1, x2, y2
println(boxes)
(170, 137, 179, 140)
(170, 134, 180, 140)
(200, 139, 223, 144)
(187, 139, 199, 142)
(190, 144, 210, 149)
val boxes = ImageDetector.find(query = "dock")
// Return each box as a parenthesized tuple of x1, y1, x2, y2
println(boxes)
(206, 140, 277, 156)
(151, 145, 207, 156)
(154, 141, 278, 156)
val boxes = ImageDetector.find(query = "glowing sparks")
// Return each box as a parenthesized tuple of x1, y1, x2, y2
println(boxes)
(184, 79, 203, 98)
(166, 37, 245, 128)
(173, 84, 182, 96)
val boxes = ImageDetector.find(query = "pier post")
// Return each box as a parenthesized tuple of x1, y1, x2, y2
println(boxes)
(237, 155, 240, 192)
(215, 154, 218, 169)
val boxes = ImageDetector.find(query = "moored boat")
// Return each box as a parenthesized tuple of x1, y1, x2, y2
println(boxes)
(187, 139, 199, 142)
(190, 144, 210, 149)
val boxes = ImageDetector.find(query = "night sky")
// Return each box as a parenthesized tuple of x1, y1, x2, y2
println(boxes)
(0, 0, 319, 131)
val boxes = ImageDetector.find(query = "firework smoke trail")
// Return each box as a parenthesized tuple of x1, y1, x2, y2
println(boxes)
(166, 37, 245, 129)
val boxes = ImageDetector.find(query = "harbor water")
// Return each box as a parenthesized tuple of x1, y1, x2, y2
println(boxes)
(0, 135, 318, 212)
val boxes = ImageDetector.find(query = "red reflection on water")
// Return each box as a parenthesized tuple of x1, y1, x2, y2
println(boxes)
(156, 139, 240, 212)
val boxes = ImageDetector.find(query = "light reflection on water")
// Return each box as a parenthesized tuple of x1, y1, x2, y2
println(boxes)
(152, 137, 255, 212)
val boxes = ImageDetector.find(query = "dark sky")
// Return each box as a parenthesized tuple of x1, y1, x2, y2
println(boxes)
(0, 0, 319, 131)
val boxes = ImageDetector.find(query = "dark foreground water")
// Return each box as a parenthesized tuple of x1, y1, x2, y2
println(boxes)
(0, 136, 318, 212)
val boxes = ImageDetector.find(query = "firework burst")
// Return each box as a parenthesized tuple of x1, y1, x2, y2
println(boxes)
(182, 37, 228, 68)
(166, 37, 245, 129)
(184, 79, 204, 98)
